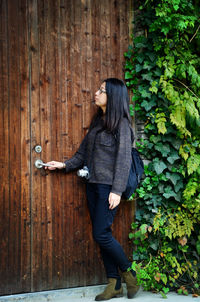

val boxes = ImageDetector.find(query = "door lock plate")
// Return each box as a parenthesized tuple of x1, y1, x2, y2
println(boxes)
(35, 145, 42, 153)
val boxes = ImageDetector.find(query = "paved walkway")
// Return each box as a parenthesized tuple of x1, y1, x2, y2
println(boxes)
(0, 285, 199, 302)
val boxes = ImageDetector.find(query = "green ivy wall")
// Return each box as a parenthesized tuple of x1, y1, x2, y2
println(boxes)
(125, 0, 200, 297)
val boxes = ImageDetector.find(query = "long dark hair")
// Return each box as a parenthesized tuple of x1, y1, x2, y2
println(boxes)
(90, 78, 132, 133)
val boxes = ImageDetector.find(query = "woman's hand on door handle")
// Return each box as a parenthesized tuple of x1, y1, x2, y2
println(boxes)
(45, 161, 66, 170)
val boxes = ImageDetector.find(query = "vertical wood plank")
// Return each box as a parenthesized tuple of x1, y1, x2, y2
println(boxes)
(91, 0, 101, 109)
(28, 0, 42, 291)
(71, 0, 82, 148)
(50, 0, 65, 289)
(38, 0, 53, 290)
(61, 0, 72, 288)
(110, 0, 120, 76)
(0, 0, 10, 294)
(82, 0, 93, 130)
(100, 0, 110, 78)
(7, 0, 22, 293)
(64, 0, 73, 153)
(73, 0, 83, 286)
(62, 0, 75, 288)
(60, 0, 69, 151)
(59, 0, 69, 289)
(70, 0, 83, 286)
(19, 0, 31, 292)
(81, 0, 94, 285)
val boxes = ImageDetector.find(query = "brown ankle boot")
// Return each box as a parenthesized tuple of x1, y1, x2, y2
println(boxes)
(122, 270, 139, 299)
(95, 278, 123, 301)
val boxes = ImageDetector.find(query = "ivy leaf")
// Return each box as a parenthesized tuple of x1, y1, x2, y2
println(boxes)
(176, 64, 186, 79)
(124, 46, 133, 59)
(142, 72, 153, 82)
(140, 89, 151, 99)
(155, 112, 167, 134)
(135, 64, 143, 73)
(170, 105, 186, 130)
(174, 180, 184, 193)
(132, 94, 139, 102)
(163, 135, 182, 150)
(165, 172, 181, 186)
(141, 99, 156, 111)
(153, 159, 167, 174)
(125, 71, 133, 79)
(155, 143, 171, 157)
(178, 20, 187, 30)
(140, 224, 148, 234)
(136, 53, 145, 64)
(143, 61, 154, 71)
(179, 144, 189, 161)
(173, 4, 179, 11)
(129, 233, 134, 239)
(154, 68, 162, 77)
(161, 274, 168, 285)
(163, 287, 169, 294)
(154, 273, 161, 282)
(187, 154, 200, 175)
(134, 37, 147, 48)
(149, 80, 159, 94)
(150, 241, 159, 250)
(158, 184, 164, 193)
(163, 186, 177, 199)
(167, 150, 180, 164)
(149, 86, 158, 94)
(129, 104, 134, 116)
(161, 26, 170, 35)
(174, 192, 181, 202)
(150, 135, 161, 144)
(134, 104, 141, 111)
(146, 52, 156, 62)
(125, 61, 134, 70)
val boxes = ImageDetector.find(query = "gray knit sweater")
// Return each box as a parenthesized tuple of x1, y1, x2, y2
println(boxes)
(64, 117, 132, 196)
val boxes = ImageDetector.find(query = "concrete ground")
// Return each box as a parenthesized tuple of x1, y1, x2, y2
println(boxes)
(0, 284, 199, 302)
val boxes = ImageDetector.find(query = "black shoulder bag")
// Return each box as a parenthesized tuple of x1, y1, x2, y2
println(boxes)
(123, 147, 144, 199)
(114, 127, 144, 199)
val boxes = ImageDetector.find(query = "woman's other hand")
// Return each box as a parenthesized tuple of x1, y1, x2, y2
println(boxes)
(45, 161, 65, 170)
(108, 192, 121, 209)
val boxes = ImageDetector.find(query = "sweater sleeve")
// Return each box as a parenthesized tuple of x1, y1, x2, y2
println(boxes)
(111, 119, 132, 196)
(64, 133, 88, 173)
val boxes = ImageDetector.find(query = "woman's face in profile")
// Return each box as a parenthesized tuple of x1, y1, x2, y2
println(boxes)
(94, 82, 107, 113)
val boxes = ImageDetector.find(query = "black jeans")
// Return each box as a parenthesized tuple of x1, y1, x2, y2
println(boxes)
(86, 183, 131, 279)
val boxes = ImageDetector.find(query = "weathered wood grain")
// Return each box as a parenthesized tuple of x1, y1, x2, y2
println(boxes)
(19, 0, 31, 293)
(7, 0, 21, 293)
(0, 0, 10, 295)
(29, 0, 42, 292)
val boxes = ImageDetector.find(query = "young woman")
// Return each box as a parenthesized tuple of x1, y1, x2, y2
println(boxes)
(46, 78, 139, 300)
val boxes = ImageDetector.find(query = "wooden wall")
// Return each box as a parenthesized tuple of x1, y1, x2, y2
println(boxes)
(0, 0, 134, 295)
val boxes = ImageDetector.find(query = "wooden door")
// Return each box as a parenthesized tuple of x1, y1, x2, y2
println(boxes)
(0, 0, 135, 295)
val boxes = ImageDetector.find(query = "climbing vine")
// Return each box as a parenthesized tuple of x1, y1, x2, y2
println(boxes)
(124, 0, 200, 297)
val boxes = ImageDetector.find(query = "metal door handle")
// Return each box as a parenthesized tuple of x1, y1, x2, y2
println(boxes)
(35, 159, 54, 169)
